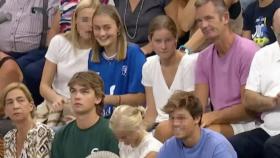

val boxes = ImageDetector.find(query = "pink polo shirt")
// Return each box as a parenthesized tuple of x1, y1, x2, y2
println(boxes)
(195, 35, 259, 110)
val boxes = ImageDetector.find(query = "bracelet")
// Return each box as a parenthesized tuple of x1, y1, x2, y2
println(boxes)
(179, 45, 193, 54)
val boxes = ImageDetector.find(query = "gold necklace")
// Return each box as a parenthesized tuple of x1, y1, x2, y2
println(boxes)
(123, 0, 145, 40)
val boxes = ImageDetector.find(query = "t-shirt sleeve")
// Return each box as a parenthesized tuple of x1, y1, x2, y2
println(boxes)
(182, 54, 198, 92)
(127, 45, 146, 93)
(245, 50, 263, 92)
(141, 58, 153, 87)
(104, 126, 119, 155)
(213, 142, 237, 158)
(240, 44, 259, 86)
(106, 135, 119, 155)
(157, 142, 168, 158)
(142, 136, 162, 157)
(50, 129, 63, 158)
(45, 35, 65, 64)
(195, 53, 208, 84)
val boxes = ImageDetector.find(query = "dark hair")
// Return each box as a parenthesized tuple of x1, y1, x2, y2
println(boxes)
(68, 71, 105, 116)
(163, 91, 202, 119)
(148, 15, 178, 39)
(195, 0, 227, 16)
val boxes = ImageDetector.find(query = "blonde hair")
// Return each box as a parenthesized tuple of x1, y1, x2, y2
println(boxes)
(91, 4, 127, 63)
(110, 105, 145, 131)
(0, 82, 35, 118)
(64, 0, 100, 48)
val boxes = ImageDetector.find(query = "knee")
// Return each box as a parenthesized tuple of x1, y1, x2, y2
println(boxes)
(22, 59, 45, 80)
(154, 120, 173, 143)
(0, 61, 23, 82)
(228, 134, 247, 150)
(264, 135, 280, 151)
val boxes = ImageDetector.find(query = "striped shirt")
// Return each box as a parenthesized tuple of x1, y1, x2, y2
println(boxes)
(59, 0, 80, 33)
(0, 0, 58, 53)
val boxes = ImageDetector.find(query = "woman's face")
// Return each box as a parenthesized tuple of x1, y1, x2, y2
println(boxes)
(76, 8, 95, 41)
(150, 28, 177, 60)
(4, 89, 33, 122)
(92, 14, 119, 49)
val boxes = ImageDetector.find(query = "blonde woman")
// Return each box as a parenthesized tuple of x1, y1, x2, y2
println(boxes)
(1, 83, 54, 158)
(110, 105, 162, 158)
(38, 0, 100, 127)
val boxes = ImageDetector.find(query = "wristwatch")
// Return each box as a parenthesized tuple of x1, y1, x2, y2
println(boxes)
(179, 45, 192, 54)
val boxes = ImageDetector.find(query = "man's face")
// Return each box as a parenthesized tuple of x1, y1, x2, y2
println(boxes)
(195, 2, 229, 41)
(169, 108, 200, 140)
(69, 84, 101, 115)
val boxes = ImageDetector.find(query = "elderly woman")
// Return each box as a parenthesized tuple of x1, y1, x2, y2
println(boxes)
(0, 83, 54, 158)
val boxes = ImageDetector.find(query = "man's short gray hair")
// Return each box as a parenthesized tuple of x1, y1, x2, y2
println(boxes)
(195, 0, 227, 15)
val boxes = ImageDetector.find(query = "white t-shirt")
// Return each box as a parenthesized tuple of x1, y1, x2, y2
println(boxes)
(142, 54, 198, 122)
(119, 133, 162, 158)
(246, 41, 280, 136)
(45, 35, 90, 98)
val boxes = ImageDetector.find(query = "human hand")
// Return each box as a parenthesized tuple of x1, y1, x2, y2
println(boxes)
(49, 95, 68, 112)
(201, 112, 218, 128)
(273, 92, 280, 107)
(62, 115, 76, 124)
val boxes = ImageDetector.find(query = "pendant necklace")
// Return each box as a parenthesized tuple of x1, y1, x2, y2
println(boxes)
(123, 0, 145, 40)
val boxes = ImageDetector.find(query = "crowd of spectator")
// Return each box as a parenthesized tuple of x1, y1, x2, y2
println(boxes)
(1, 0, 280, 157)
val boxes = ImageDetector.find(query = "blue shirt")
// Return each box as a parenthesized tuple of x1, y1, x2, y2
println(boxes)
(88, 43, 146, 118)
(157, 128, 237, 158)
(243, 0, 280, 47)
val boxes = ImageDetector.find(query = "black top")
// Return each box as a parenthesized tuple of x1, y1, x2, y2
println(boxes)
(243, 0, 280, 47)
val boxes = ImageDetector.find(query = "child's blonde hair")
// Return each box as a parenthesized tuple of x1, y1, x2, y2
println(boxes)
(110, 105, 145, 131)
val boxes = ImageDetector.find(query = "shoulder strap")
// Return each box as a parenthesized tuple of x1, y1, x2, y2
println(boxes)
(40, 0, 48, 48)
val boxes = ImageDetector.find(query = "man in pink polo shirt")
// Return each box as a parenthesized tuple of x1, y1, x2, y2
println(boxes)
(194, 0, 259, 137)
